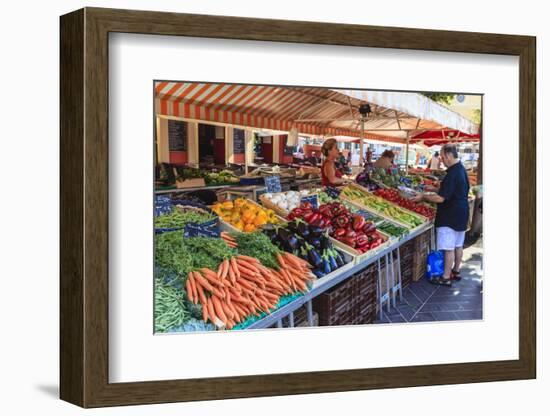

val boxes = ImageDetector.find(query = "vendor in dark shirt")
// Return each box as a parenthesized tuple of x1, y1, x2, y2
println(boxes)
(412, 144, 470, 286)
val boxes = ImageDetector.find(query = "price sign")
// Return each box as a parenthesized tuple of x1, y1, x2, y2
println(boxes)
(233, 128, 245, 154)
(183, 223, 220, 238)
(168, 120, 188, 151)
(301, 194, 319, 209)
(264, 175, 282, 193)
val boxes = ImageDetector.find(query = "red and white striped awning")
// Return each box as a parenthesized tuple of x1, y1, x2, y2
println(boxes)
(155, 82, 393, 140)
(155, 82, 479, 143)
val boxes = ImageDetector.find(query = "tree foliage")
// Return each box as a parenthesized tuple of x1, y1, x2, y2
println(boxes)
(420, 92, 457, 105)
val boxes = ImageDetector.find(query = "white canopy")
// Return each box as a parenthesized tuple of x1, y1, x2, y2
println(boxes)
(329, 89, 480, 140)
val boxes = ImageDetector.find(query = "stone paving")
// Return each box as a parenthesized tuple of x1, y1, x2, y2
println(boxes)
(375, 238, 483, 324)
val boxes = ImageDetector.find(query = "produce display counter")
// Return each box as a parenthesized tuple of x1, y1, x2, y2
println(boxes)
(245, 222, 433, 329)
(155, 184, 234, 194)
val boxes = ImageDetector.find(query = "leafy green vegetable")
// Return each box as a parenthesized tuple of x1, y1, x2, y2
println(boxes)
(154, 206, 216, 229)
(154, 232, 235, 281)
(233, 231, 281, 270)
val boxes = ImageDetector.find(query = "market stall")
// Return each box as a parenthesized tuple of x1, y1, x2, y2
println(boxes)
(154, 178, 437, 332)
(152, 83, 481, 332)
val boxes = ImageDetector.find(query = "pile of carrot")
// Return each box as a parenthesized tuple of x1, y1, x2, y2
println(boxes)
(185, 252, 313, 329)
(220, 232, 237, 248)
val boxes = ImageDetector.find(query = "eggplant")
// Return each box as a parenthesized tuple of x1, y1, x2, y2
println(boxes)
(312, 269, 326, 279)
(320, 234, 331, 251)
(277, 227, 292, 241)
(336, 253, 345, 267)
(332, 249, 344, 267)
(308, 234, 322, 249)
(286, 234, 299, 251)
(309, 226, 324, 238)
(323, 257, 332, 274)
(328, 252, 338, 270)
(296, 221, 310, 238)
(295, 235, 305, 248)
(287, 221, 299, 234)
(307, 246, 323, 268)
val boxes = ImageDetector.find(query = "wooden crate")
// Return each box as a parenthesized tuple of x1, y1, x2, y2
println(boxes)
(341, 183, 428, 230)
(331, 230, 393, 266)
(313, 263, 378, 326)
(175, 177, 206, 188)
(412, 229, 431, 282)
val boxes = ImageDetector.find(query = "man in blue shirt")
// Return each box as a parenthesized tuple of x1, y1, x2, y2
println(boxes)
(413, 144, 470, 286)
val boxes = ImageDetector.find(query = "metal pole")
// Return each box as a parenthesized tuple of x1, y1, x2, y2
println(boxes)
(359, 117, 364, 167)
(385, 253, 391, 313)
(306, 300, 314, 326)
(377, 258, 383, 320)
(405, 131, 410, 174)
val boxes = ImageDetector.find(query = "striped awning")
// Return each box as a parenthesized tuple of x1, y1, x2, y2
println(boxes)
(155, 82, 479, 143)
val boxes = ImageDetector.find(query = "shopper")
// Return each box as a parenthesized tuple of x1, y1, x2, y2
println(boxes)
(366, 147, 373, 164)
(372, 149, 395, 170)
(321, 138, 347, 186)
(428, 151, 442, 170)
(307, 151, 320, 166)
(337, 151, 351, 175)
(412, 144, 469, 286)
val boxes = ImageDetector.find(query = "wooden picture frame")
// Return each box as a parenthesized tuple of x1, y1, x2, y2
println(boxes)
(60, 7, 536, 408)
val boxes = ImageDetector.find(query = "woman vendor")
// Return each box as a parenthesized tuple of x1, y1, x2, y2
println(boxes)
(321, 138, 347, 187)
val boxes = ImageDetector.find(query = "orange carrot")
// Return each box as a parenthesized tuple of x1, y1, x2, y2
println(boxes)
(216, 262, 224, 279)
(201, 268, 223, 286)
(212, 296, 228, 324)
(221, 259, 230, 281)
(228, 264, 236, 284)
(236, 254, 260, 264)
(210, 286, 226, 299)
(185, 276, 194, 303)
(194, 271, 214, 292)
(189, 273, 199, 303)
(276, 252, 287, 268)
(226, 301, 240, 322)
(202, 302, 209, 322)
(206, 297, 218, 325)
(221, 232, 236, 242)
(280, 269, 295, 290)
(283, 252, 302, 269)
(238, 278, 256, 291)
(239, 271, 259, 283)
(265, 279, 284, 292)
(195, 280, 208, 306)
(286, 251, 309, 267)
(229, 286, 242, 298)
(232, 303, 247, 319)
(236, 261, 260, 275)
(201, 269, 223, 286)
(230, 257, 240, 279)
(220, 300, 234, 321)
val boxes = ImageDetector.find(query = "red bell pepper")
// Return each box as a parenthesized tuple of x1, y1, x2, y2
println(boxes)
(355, 234, 369, 248)
(352, 214, 366, 231)
(342, 237, 356, 248)
(303, 211, 317, 223)
(335, 214, 350, 228)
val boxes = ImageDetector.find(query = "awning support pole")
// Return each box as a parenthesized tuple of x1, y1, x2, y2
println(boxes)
(405, 131, 410, 174)
(359, 117, 364, 167)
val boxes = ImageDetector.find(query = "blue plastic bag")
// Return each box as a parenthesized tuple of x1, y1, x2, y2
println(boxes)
(426, 250, 444, 280)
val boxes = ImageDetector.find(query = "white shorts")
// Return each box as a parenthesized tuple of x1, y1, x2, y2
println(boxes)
(436, 227, 466, 251)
